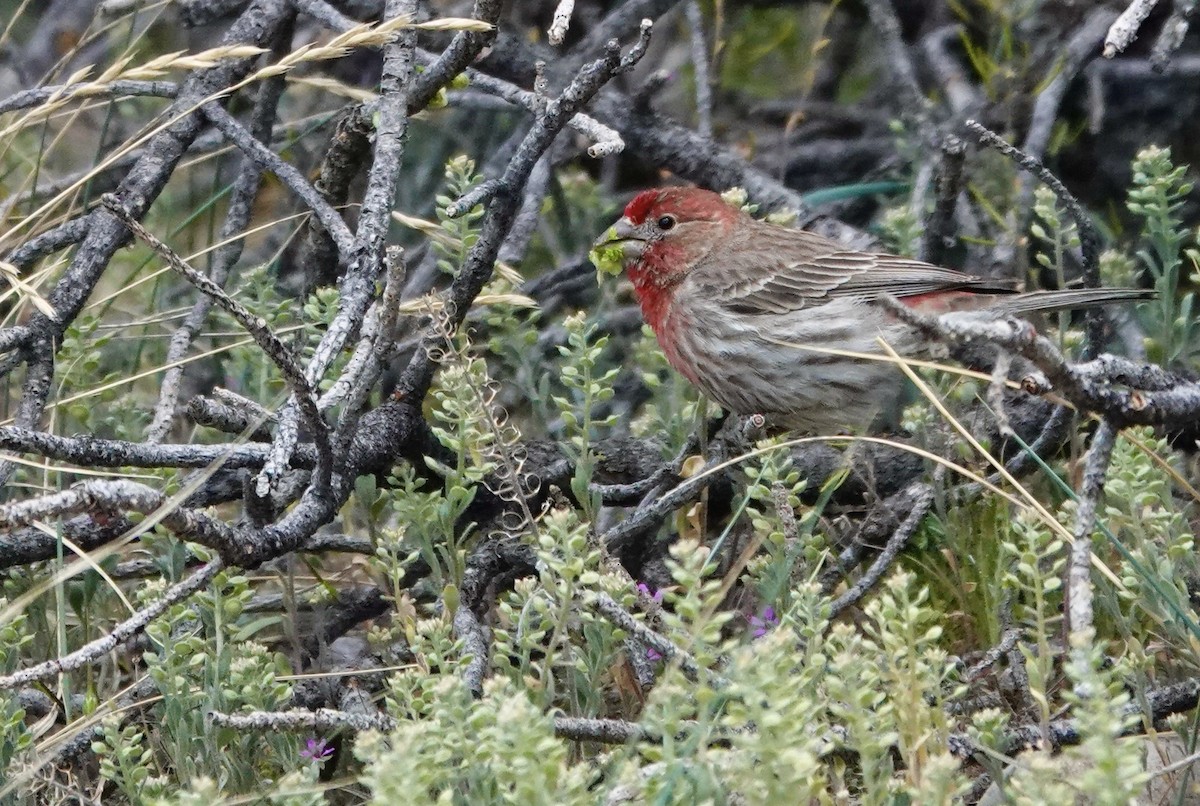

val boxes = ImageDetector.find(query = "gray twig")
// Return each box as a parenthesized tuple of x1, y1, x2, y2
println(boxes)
(827, 484, 932, 620)
(147, 43, 290, 443)
(0, 79, 177, 117)
(965, 628, 1023, 682)
(394, 24, 653, 405)
(0, 558, 223, 690)
(1104, 0, 1162, 57)
(3, 214, 95, 272)
(258, 0, 418, 496)
(1017, 8, 1116, 246)
(683, 0, 712, 139)
(0, 0, 294, 484)
(331, 246, 408, 450)
(966, 120, 1106, 360)
(1151, 0, 1198, 70)
(863, 0, 929, 128)
(0, 479, 247, 558)
(200, 103, 355, 261)
(591, 592, 707, 682)
(454, 64, 625, 157)
(0, 425, 313, 469)
(919, 134, 966, 265)
(886, 299, 1200, 430)
(100, 195, 333, 488)
(209, 706, 656, 745)
(454, 605, 491, 697)
(1067, 418, 1118, 643)
(549, 0, 576, 45)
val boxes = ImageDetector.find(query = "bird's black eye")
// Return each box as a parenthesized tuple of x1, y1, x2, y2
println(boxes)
(657, 215, 676, 231)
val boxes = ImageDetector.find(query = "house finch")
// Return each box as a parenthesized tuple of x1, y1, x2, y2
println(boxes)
(592, 186, 1150, 434)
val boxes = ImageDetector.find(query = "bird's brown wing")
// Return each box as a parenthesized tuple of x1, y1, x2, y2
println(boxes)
(697, 227, 1014, 316)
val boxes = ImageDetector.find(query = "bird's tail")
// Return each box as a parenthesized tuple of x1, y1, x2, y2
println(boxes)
(994, 287, 1155, 316)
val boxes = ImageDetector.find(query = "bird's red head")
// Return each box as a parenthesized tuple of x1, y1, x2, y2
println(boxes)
(621, 187, 740, 230)
(594, 186, 742, 338)
(603, 187, 740, 281)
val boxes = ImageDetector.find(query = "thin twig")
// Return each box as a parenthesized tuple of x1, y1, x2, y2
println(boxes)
(965, 120, 1106, 360)
(394, 23, 653, 405)
(0, 479, 247, 557)
(549, 0, 576, 45)
(919, 134, 966, 265)
(893, 302, 1200, 428)
(1151, 0, 1198, 70)
(0, 78, 178, 117)
(210, 706, 657, 745)
(965, 628, 1023, 682)
(827, 484, 932, 620)
(0, 559, 224, 690)
(200, 103, 355, 261)
(1067, 418, 1118, 642)
(0, 425, 313, 468)
(1105, 0, 1162, 57)
(147, 45, 290, 443)
(257, 0, 418, 496)
(684, 0, 713, 139)
(862, 0, 929, 128)
(0, 0, 295, 484)
(100, 195, 333, 487)
(3, 214, 95, 271)
(453, 64, 624, 157)
(591, 592, 706, 682)
(454, 605, 491, 697)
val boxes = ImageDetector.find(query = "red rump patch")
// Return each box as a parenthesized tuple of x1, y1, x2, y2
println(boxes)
(900, 289, 988, 314)
(623, 190, 661, 225)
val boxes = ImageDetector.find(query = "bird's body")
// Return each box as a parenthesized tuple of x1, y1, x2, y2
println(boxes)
(594, 187, 1150, 433)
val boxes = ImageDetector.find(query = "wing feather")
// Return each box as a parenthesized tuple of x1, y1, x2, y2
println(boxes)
(695, 224, 1014, 316)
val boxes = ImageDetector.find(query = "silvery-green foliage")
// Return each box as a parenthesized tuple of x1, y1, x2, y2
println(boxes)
(434, 156, 486, 277)
(1127, 146, 1200, 367)
(1091, 427, 1198, 654)
(93, 715, 166, 801)
(1001, 511, 1065, 737)
(362, 677, 593, 804)
(740, 439, 821, 603)
(0, 605, 33, 777)
(553, 311, 619, 521)
(139, 570, 300, 794)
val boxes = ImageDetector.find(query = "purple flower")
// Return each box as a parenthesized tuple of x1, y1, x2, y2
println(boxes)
(636, 582, 664, 603)
(300, 737, 334, 762)
(636, 584, 665, 661)
(748, 606, 778, 639)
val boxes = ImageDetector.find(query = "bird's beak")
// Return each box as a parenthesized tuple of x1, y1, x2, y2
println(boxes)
(590, 217, 645, 277)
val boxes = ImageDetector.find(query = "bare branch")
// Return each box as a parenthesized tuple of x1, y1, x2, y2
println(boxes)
(0, 558, 224, 690)
(1067, 419, 1118, 643)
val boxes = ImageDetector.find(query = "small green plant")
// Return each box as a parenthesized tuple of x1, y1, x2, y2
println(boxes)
(880, 202, 922, 258)
(223, 262, 299, 402)
(138, 569, 300, 796)
(1002, 510, 1066, 742)
(434, 156, 486, 277)
(629, 325, 701, 452)
(0, 605, 33, 776)
(1127, 145, 1200, 367)
(93, 715, 168, 801)
(1054, 637, 1147, 803)
(739, 438, 820, 607)
(491, 506, 625, 713)
(1031, 185, 1081, 350)
(552, 312, 619, 522)
(363, 677, 593, 803)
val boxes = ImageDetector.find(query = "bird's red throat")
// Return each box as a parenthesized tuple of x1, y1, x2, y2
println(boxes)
(626, 244, 697, 382)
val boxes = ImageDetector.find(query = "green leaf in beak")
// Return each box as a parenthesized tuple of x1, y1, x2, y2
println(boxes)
(589, 228, 626, 278)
